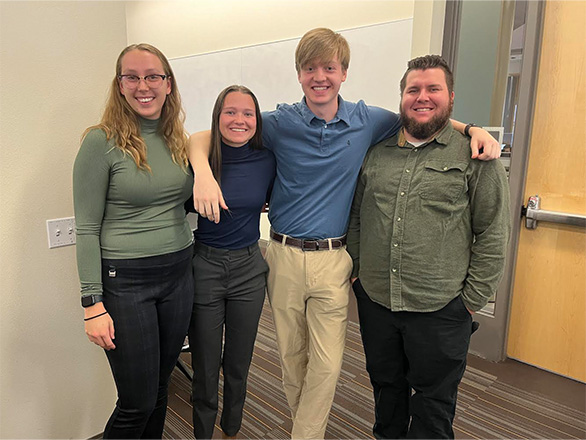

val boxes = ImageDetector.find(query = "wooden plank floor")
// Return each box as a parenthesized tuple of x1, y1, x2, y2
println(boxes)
(165, 298, 586, 439)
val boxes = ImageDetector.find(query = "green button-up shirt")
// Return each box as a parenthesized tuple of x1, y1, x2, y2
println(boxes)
(347, 123, 511, 312)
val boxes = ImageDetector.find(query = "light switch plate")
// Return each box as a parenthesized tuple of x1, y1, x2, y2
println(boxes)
(46, 217, 76, 249)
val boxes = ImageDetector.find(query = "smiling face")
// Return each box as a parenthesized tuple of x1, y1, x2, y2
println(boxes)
(219, 91, 257, 147)
(297, 57, 347, 120)
(118, 49, 171, 120)
(400, 67, 454, 141)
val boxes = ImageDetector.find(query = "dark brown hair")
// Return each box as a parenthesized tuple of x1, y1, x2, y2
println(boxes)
(400, 55, 454, 95)
(210, 85, 263, 184)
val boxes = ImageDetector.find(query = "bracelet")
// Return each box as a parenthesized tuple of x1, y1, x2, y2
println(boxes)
(84, 311, 108, 321)
(464, 123, 478, 137)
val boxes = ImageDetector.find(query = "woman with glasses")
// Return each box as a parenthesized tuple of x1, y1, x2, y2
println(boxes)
(186, 85, 275, 439)
(73, 44, 193, 438)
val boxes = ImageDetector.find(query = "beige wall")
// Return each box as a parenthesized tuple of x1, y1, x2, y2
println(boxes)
(0, 2, 126, 438)
(124, 0, 446, 65)
(411, 0, 446, 56)
(125, 0, 415, 59)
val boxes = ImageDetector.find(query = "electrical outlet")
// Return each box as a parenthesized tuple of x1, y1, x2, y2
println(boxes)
(46, 217, 76, 249)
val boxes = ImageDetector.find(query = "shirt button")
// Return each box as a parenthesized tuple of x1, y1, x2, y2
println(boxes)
(414, 148, 418, 152)
(324, 125, 328, 129)
(400, 192, 405, 196)
(393, 243, 398, 247)
(397, 217, 401, 222)
(392, 268, 397, 273)
(405, 169, 410, 173)
(443, 166, 448, 171)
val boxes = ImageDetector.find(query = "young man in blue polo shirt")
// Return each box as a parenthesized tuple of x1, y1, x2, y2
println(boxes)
(189, 28, 500, 439)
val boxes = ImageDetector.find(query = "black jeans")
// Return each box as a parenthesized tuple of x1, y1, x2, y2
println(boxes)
(188, 241, 268, 439)
(353, 279, 472, 439)
(101, 246, 194, 439)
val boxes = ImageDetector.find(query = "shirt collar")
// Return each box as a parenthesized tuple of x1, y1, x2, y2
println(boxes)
(390, 121, 453, 148)
(299, 95, 351, 127)
(139, 116, 160, 134)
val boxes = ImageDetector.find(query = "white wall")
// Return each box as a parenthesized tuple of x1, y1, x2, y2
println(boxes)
(171, 21, 412, 133)
(0, 2, 127, 438)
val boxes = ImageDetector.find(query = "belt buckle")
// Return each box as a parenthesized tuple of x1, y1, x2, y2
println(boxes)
(301, 239, 319, 251)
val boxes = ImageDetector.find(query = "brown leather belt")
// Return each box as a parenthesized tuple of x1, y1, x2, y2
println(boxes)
(270, 230, 346, 251)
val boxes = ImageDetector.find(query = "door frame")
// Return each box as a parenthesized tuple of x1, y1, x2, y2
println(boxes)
(442, 0, 545, 361)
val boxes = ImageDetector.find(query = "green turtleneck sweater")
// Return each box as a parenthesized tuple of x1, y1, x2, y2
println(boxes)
(73, 118, 193, 297)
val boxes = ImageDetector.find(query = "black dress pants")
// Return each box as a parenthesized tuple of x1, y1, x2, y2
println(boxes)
(101, 246, 194, 439)
(188, 241, 268, 439)
(353, 279, 473, 439)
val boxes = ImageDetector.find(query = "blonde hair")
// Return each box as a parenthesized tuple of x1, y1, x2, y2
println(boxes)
(295, 28, 350, 73)
(83, 43, 188, 171)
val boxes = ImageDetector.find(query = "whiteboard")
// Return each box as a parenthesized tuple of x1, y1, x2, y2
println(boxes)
(171, 20, 413, 133)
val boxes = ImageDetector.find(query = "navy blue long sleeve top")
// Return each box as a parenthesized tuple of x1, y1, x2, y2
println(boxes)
(191, 141, 276, 249)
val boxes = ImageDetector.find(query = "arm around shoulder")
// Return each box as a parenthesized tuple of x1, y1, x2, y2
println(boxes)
(188, 131, 227, 223)
(188, 130, 212, 170)
(367, 104, 402, 144)
(450, 119, 501, 160)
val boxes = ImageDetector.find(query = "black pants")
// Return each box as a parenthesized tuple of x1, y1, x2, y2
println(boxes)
(188, 241, 268, 439)
(101, 246, 194, 439)
(353, 279, 472, 439)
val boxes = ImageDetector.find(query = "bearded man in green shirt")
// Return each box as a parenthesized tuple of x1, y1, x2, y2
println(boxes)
(347, 55, 511, 439)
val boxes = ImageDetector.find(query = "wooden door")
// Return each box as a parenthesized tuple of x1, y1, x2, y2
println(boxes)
(506, 0, 585, 382)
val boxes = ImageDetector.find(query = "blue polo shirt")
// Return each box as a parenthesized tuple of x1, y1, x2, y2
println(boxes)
(262, 96, 401, 239)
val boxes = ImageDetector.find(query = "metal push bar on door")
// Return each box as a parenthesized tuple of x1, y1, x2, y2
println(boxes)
(522, 195, 586, 229)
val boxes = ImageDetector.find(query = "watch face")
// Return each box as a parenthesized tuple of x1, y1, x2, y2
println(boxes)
(81, 295, 98, 307)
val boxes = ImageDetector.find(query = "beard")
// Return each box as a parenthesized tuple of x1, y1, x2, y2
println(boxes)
(400, 99, 454, 141)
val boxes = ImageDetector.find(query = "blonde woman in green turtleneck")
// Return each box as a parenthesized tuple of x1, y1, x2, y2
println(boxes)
(73, 44, 193, 439)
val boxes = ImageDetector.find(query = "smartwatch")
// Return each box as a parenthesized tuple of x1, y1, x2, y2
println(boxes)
(81, 294, 104, 308)
(464, 123, 478, 137)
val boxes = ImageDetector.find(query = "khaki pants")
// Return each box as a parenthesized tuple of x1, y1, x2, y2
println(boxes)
(265, 237, 351, 439)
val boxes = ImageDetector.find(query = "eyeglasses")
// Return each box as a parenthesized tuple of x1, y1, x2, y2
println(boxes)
(118, 74, 169, 89)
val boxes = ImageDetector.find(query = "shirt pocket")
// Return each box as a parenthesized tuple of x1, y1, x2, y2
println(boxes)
(418, 160, 467, 203)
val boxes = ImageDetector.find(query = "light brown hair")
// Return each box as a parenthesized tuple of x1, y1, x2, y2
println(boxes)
(295, 28, 350, 73)
(82, 43, 188, 171)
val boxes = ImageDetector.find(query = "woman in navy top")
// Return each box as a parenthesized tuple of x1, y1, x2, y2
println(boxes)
(187, 85, 276, 439)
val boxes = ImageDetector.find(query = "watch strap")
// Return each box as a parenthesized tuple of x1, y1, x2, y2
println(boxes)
(464, 123, 478, 137)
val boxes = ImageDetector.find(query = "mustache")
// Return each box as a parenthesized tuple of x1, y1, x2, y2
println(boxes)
(399, 101, 453, 141)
